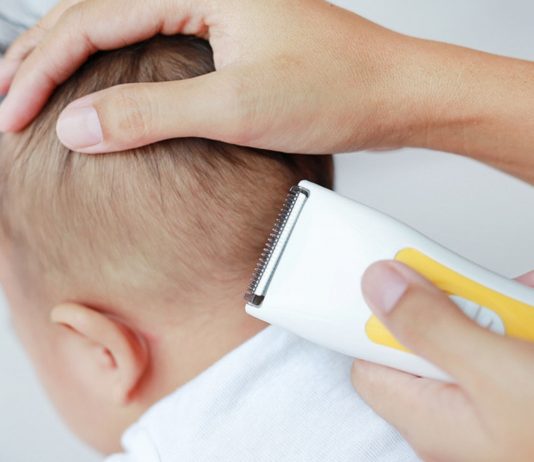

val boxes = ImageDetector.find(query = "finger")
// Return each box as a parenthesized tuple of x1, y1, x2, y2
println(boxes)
(4, 0, 81, 62)
(55, 70, 247, 153)
(0, 0, 209, 132)
(0, 0, 84, 93)
(351, 360, 487, 460)
(516, 270, 534, 288)
(0, 24, 47, 95)
(0, 58, 21, 95)
(361, 260, 505, 385)
(0, 27, 46, 95)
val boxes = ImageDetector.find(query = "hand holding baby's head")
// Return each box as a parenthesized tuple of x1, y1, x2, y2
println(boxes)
(0, 35, 333, 452)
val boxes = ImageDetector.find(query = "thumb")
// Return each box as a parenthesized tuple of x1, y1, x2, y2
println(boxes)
(361, 261, 502, 384)
(56, 70, 247, 153)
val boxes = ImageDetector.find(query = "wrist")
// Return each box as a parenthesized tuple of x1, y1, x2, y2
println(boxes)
(397, 38, 534, 182)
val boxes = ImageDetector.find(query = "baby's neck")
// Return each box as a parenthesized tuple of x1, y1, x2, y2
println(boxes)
(137, 296, 267, 410)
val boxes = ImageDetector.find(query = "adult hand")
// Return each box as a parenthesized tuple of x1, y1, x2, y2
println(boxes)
(353, 261, 534, 462)
(0, 0, 419, 154)
(2, 0, 534, 184)
(0, 0, 82, 92)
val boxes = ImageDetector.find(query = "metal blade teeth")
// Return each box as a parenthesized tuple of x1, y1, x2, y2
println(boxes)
(246, 186, 307, 305)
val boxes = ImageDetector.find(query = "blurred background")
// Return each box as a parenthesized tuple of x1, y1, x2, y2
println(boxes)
(1, 0, 533, 461)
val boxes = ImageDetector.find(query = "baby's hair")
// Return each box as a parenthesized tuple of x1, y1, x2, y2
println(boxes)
(0, 35, 333, 301)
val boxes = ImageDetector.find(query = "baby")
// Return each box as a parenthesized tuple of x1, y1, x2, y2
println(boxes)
(0, 35, 415, 461)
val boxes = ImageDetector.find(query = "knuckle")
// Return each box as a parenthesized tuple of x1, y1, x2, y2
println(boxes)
(221, 73, 261, 145)
(5, 29, 37, 60)
(110, 86, 153, 141)
(60, 2, 87, 29)
(32, 22, 48, 36)
(393, 285, 430, 335)
(31, 43, 64, 86)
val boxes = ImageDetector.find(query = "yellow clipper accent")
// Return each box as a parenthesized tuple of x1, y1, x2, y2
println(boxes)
(365, 248, 534, 352)
(365, 314, 409, 352)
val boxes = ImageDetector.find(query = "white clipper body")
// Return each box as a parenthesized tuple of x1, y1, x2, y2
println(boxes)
(245, 181, 534, 381)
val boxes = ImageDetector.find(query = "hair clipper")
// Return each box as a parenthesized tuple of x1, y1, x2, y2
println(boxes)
(244, 181, 534, 381)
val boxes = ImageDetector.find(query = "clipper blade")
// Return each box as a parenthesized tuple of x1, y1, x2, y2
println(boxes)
(245, 185, 309, 306)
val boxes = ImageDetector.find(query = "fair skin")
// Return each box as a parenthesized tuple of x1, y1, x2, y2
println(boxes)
(1, 0, 534, 182)
(357, 264, 534, 462)
(0, 240, 266, 453)
(1, 0, 533, 459)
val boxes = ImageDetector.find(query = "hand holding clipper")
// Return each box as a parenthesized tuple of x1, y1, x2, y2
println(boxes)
(352, 263, 534, 462)
(245, 181, 534, 381)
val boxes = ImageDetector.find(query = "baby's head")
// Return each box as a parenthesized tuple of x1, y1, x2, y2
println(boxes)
(0, 35, 333, 452)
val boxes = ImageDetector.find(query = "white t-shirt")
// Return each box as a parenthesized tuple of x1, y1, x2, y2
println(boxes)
(106, 327, 419, 462)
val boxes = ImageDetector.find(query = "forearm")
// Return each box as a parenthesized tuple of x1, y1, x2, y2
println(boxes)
(399, 38, 534, 183)
(1, 0, 532, 174)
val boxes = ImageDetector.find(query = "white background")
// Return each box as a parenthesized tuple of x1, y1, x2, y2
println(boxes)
(1, 1, 533, 461)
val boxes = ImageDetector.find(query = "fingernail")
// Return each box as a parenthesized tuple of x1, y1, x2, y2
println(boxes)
(362, 261, 409, 314)
(56, 105, 103, 149)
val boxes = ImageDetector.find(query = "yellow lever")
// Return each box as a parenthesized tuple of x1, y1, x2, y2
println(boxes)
(365, 248, 534, 351)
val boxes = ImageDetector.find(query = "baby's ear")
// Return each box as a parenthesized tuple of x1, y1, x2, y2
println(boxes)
(50, 303, 149, 405)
